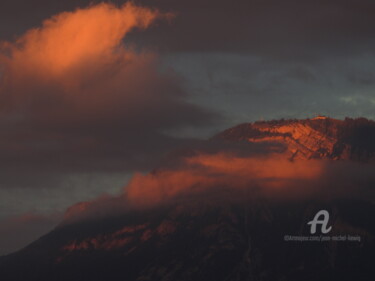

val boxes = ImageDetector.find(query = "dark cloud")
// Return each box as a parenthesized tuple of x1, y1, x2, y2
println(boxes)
(130, 0, 375, 60)
(1, 0, 375, 60)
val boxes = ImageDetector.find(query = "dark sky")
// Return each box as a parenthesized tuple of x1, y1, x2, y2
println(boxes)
(1, 0, 375, 255)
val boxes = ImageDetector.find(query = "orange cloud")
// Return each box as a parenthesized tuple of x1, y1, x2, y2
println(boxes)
(0, 2, 210, 177)
(126, 153, 324, 206)
(1, 2, 161, 78)
(61, 146, 375, 224)
(0, 2, 178, 120)
(61, 150, 326, 223)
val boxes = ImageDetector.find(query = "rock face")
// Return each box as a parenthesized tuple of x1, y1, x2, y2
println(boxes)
(1, 117, 375, 281)
(215, 117, 375, 161)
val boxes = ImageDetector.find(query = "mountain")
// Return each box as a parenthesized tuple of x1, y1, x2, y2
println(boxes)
(1, 117, 374, 281)
(215, 117, 375, 161)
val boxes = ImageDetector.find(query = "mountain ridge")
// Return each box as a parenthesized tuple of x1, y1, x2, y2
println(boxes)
(214, 117, 375, 161)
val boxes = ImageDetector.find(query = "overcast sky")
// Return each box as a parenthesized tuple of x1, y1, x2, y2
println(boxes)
(1, 0, 375, 255)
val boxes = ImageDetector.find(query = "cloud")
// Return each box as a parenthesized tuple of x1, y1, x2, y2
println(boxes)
(125, 152, 324, 206)
(125, 0, 375, 60)
(0, 2, 216, 188)
(0, 2, 160, 77)
(61, 138, 375, 224)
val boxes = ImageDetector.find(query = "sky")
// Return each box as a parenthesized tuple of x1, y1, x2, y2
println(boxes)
(1, 0, 375, 255)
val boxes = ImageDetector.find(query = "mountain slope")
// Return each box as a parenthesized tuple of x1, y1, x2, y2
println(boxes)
(1, 117, 375, 281)
(1, 199, 374, 281)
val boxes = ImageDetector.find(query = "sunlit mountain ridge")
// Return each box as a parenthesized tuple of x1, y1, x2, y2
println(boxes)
(215, 117, 375, 161)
